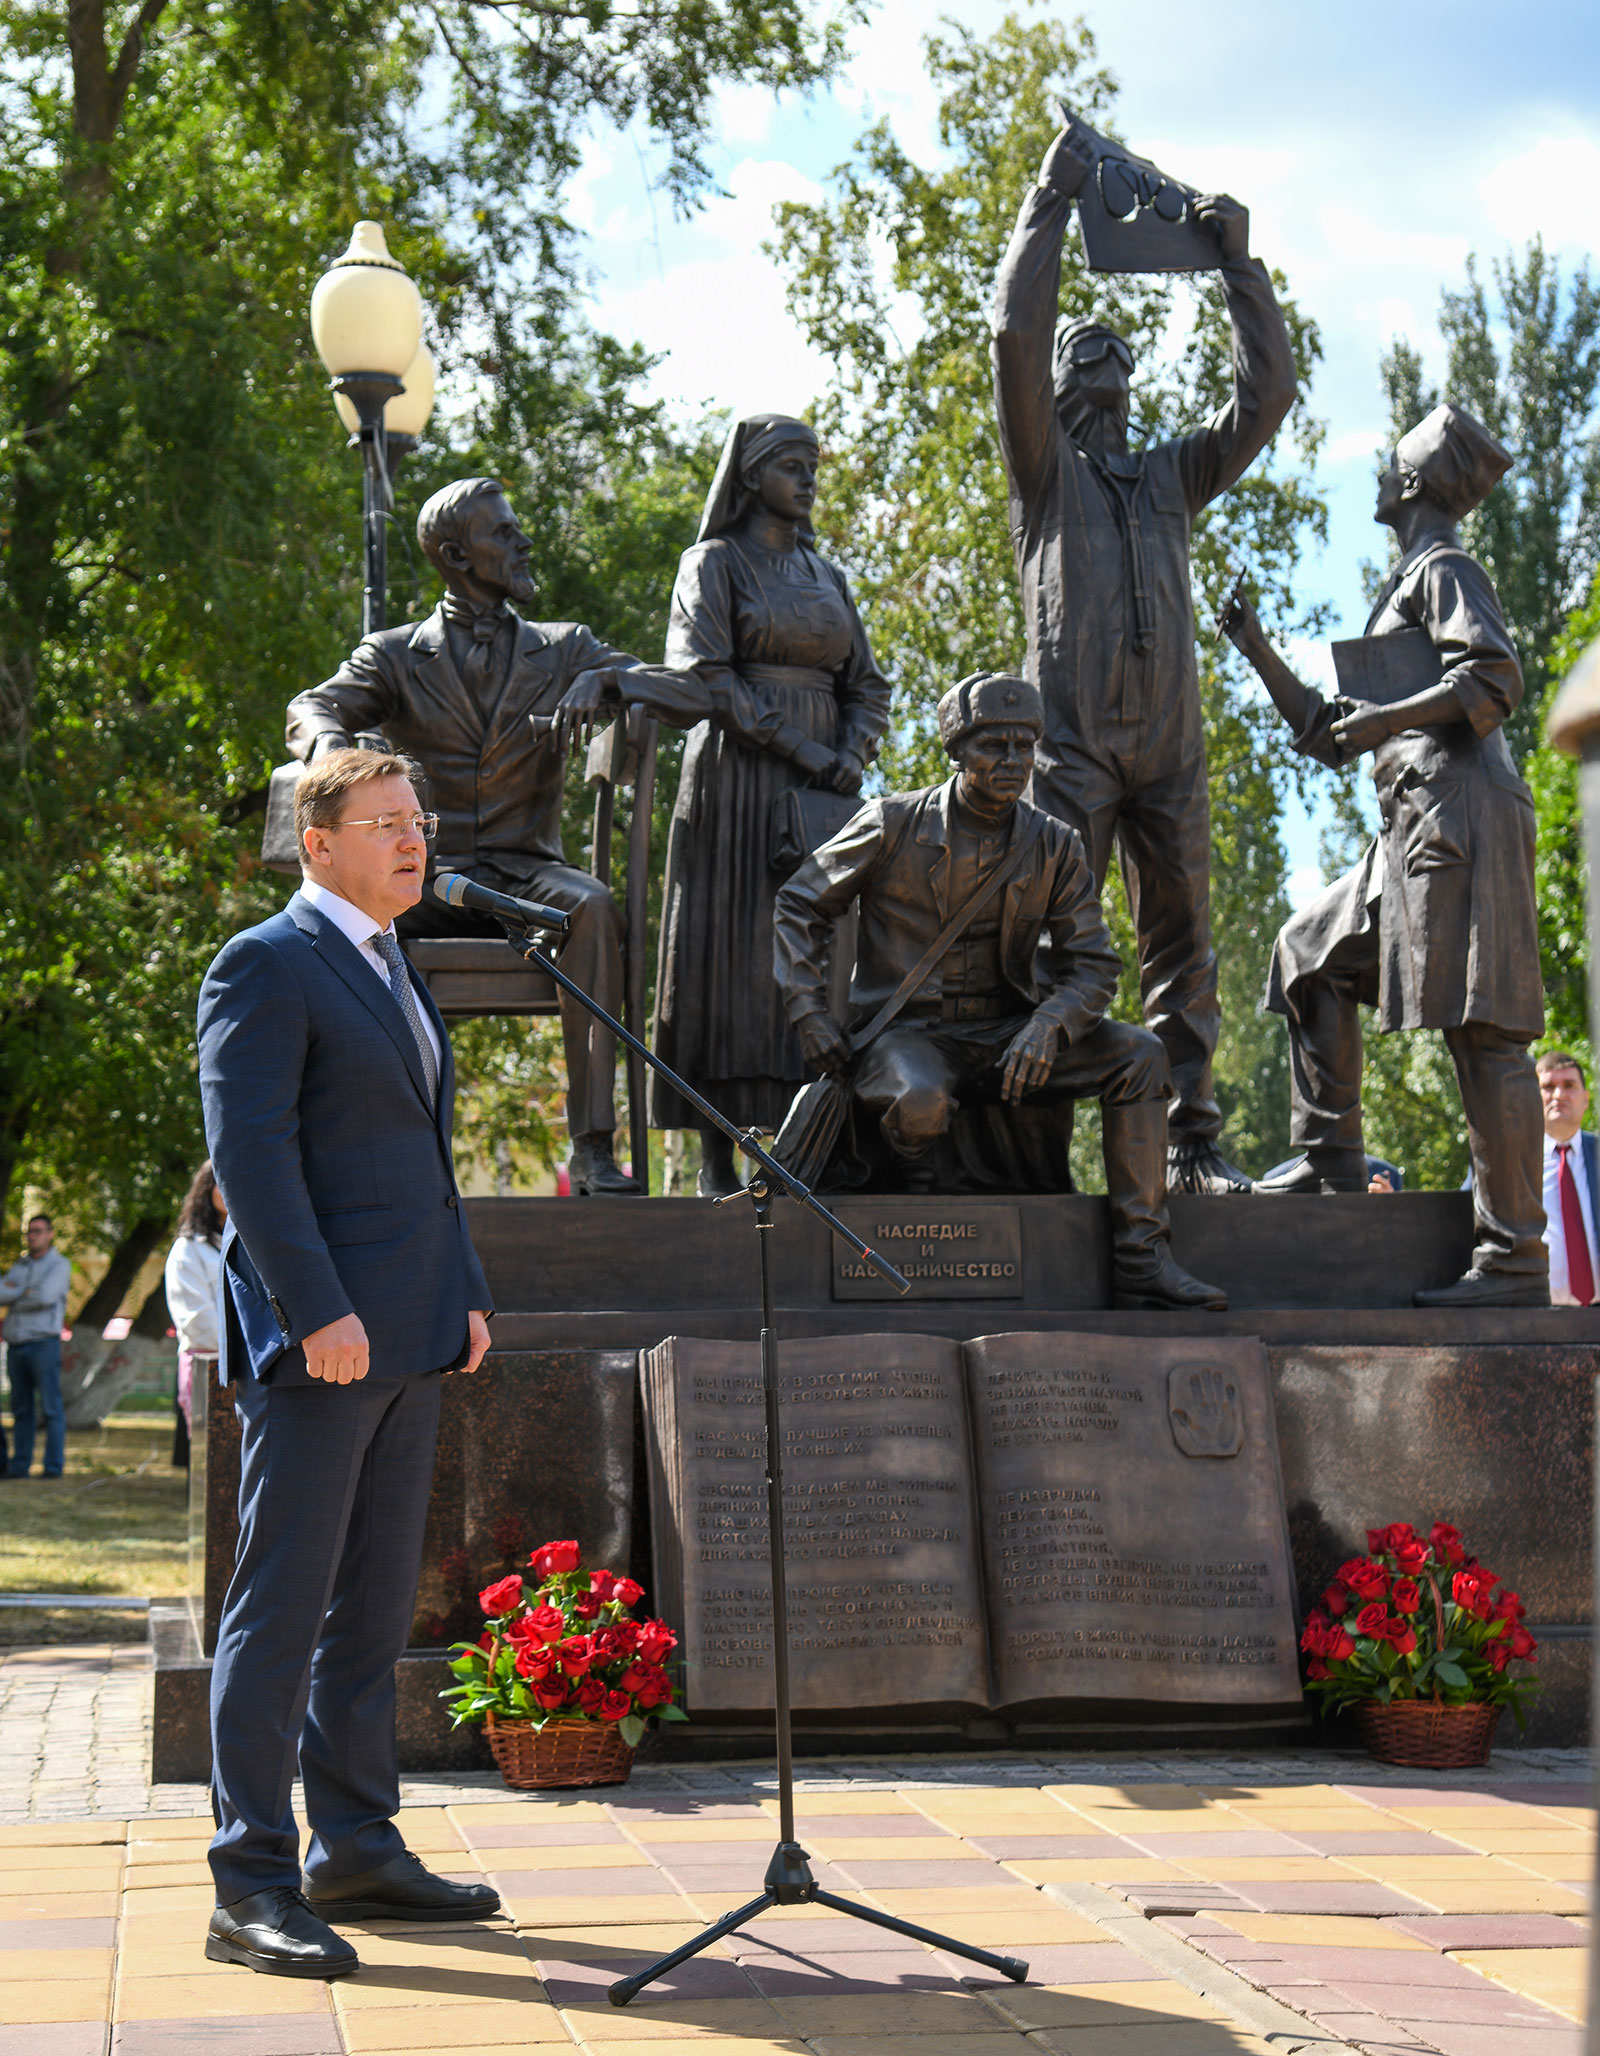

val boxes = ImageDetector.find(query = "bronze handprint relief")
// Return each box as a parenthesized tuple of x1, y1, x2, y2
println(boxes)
(1167, 1364, 1244, 1459)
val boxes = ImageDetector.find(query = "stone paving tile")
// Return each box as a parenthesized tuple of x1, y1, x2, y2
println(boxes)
(964, 1833, 1115, 1858)
(1402, 2032, 1583, 2056)
(1451, 1946, 1588, 2020)
(1223, 1880, 1431, 1916)
(1329, 1979, 1575, 2024)
(0, 2028, 108, 2056)
(111, 2022, 344, 2053)
(808, 2037, 1031, 2056)
(1116, 1829, 1317, 1858)
(336, 2001, 573, 2046)
(1386, 1913, 1590, 1950)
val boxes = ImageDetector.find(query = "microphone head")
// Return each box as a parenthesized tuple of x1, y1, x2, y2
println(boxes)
(433, 873, 467, 907)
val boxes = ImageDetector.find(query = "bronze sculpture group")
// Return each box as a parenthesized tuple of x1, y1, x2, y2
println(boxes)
(284, 112, 1550, 1310)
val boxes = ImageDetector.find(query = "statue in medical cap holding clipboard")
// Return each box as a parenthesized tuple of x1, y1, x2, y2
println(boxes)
(1221, 403, 1548, 1310)
(990, 105, 1298, 1199)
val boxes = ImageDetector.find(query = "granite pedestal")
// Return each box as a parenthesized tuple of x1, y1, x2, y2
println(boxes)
(153, 1193, 1599, 1780)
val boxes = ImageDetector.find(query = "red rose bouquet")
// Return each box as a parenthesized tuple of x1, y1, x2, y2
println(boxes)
(441, 1537, 688, 1749)
(1301, 1521, 1538, 1726)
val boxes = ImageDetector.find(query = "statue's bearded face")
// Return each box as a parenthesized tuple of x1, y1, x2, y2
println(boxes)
(460, 490, 537, 605)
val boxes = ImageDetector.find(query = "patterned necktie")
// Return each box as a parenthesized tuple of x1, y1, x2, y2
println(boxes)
(371, 932, 439, 1107)
(1556, 1144, 1594, 1305)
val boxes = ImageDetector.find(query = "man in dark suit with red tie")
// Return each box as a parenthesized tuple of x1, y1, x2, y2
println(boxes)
(1539, 1051, 1599, 1305)
(198, 749, 497, 1978)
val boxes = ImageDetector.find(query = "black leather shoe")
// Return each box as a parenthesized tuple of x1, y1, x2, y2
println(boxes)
(1414, 1269, 1551, 1309)
(304, 1850, 501, 1923)
(571, 1132, 643, 1196)
(1168, 1140, 1253, 1196)
(1112, 1252, 1228, 1313)
(1253, 1152, 1367, 1196)
(205, 1887, 359, 1978)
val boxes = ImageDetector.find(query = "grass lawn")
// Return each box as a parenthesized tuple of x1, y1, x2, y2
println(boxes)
(0, 1413, 187, 1645)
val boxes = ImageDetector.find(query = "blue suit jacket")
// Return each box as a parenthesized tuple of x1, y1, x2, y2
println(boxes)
(197, 891, 491, 1385)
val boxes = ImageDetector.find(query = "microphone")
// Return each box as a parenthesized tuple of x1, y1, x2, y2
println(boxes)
(432, 873, 572, 936)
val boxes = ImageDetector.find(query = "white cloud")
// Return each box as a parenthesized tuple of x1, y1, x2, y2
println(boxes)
(1286, 864, 1325, 912)
(592, 157, 830, 418)
(1478, 130, 1600, 254)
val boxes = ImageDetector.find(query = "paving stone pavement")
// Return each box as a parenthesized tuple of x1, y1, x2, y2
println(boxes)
(0, 1644, 1592, 2056)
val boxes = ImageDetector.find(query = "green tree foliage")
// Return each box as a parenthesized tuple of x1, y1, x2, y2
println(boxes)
(0, 0, 853, 1267)
(767, 11, 1327, 1179)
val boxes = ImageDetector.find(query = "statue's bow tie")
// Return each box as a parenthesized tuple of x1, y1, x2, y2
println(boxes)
(469, 614, 500, 643)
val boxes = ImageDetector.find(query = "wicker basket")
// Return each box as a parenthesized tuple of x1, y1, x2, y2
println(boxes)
(1354, 1698, 1501, 1769)
(484, 1712, 636, 1790)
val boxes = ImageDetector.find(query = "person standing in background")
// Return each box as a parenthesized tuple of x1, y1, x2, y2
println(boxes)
(0, 1215, 72, 1480)
(164, 1162, 228, 1469)
(1537, 1051, 1599, 1306)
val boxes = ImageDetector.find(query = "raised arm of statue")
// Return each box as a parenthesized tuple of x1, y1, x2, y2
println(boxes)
(1219, 585, 1343, 767)
(1173, 220, 1297, 515)
(991, 121, 1096, 507)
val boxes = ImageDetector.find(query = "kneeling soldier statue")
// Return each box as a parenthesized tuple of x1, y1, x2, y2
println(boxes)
(772, 672, 1226, 1312)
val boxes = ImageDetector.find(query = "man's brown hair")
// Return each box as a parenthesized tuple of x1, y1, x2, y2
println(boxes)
(1536, 1049, 1588, 1088)
(294, 748, 419, 864)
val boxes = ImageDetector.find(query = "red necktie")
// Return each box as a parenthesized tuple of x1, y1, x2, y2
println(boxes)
(1557, 1144, 1595, 1305)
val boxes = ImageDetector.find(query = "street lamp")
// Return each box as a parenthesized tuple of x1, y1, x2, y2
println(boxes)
(310, 221, 431, 636)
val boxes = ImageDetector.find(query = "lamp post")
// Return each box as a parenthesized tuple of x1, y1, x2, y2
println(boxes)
(310, 222, 431, 636)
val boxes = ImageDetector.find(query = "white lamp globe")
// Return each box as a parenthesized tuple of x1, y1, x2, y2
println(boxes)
(333, 341, 436, 438)
(310, 222, 423, 379)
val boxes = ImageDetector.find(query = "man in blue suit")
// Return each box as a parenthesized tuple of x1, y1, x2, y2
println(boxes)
(1538, 1051, 1599, 1305)
(198, 748, 496, 1978)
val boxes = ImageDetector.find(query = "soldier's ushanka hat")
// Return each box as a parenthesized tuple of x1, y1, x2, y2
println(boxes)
(1396, 403, 1512, 518)
(937, 672, 1045, 752)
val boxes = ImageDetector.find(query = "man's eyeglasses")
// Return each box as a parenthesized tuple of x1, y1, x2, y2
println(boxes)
(1068, 331, 1134, 372)
(332, 813, 439, 841)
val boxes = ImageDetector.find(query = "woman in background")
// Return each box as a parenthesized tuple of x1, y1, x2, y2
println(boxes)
(163, 1160, 226, 1469)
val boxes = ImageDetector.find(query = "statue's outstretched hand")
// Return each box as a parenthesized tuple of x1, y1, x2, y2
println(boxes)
(1217, 582, 1262, 654)
(551, 668, 617, 755)
(1193, 193, 1249, 262)
(1042, 106, 1097, 198)
(796, 1010, 851, 1077)
(1001, 1014, 1060, 1105)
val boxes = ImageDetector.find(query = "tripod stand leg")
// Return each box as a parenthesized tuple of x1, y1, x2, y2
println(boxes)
(607, 1888, 776, 2006)
(809, 1888, 1028, 1983)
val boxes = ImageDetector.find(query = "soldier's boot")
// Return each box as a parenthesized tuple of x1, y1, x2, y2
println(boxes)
(570, 1132, 643, 1197)
(1168, 1136, 1253, 1196)
(1105, 1101, 1228, 1312)
(1253, 1147, 1367, 1196)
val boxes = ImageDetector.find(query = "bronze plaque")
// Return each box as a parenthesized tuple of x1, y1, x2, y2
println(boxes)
(966, 1332, 1301, 1707)
(640, 1334, 988, 1712)
(831, 1202, 1023, 1301)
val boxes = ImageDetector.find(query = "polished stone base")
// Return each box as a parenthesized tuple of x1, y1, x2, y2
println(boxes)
(154, 1195, 1600, 1781)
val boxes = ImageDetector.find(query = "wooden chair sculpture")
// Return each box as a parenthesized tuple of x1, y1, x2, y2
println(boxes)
(260, 711, 659, 1193)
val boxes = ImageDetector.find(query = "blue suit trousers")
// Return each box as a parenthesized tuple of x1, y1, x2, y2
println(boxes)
(208, 1371, 442, 1901)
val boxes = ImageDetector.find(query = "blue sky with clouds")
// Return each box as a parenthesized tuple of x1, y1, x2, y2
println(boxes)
(558, 0, 1600, 901)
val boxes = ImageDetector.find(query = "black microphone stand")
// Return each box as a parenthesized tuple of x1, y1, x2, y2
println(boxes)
(493, 919, 1029, 2002)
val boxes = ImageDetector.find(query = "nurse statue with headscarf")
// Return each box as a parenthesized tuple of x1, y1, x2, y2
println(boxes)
(1222, 402, 1547, 1309)
(646, 414, 891, 1194)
